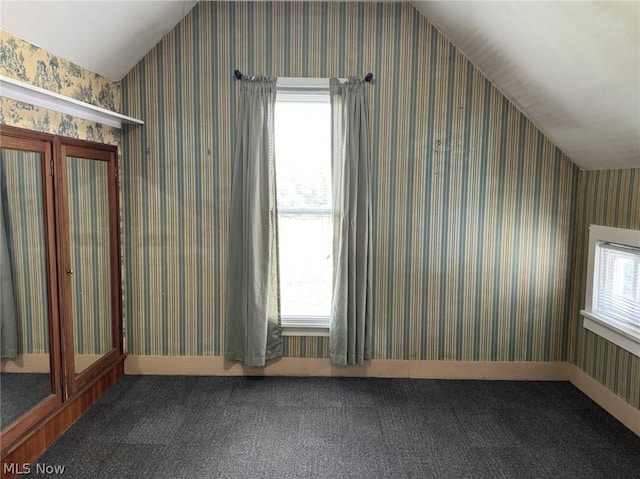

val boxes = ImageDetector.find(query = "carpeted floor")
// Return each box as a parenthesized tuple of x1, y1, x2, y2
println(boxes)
(28, 376, 640, 478)
(1, 372, 51, 430)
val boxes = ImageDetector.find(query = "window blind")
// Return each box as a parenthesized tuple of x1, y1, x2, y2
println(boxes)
(595, 242, 640, 325)
(281, 316, 331, 328)
(276, 77, 329, 103)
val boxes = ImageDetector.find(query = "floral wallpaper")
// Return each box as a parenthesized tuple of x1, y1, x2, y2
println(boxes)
(0, 30, 120, 145)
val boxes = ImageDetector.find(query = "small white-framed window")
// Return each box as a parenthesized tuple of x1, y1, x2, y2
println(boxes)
(581, 224, 640, 357)
(275, 78, 332, 336)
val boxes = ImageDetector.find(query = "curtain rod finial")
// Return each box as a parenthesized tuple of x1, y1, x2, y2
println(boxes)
(234, 70, 243, 80)
(365, 72, 373, 82)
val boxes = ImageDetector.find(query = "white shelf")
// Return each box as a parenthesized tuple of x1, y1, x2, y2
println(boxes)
(0, 74, 143, 129)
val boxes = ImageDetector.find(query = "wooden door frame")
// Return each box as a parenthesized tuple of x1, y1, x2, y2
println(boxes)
(0, 126, 63, 448)
(0, 125, 124, 460)
(56, 139, 122, 396)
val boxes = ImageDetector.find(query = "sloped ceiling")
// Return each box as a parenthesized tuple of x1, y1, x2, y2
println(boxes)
(412, 1, 640, 170)
(0, 1, 197, 82)
(1, 1, 638, 170)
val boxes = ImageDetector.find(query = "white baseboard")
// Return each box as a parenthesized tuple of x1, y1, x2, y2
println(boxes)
(567, 363, 640, 436)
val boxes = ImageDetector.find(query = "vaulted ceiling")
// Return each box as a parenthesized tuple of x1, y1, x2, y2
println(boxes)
(0, 1, 198, 82)
(412, 1, 639, 171)
(1, 1, 638, 170)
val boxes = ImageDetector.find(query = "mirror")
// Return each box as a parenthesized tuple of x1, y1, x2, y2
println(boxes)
(0, 148, 52, 430)
(65, 157, 113, 375)
(0, 128, 122, 459)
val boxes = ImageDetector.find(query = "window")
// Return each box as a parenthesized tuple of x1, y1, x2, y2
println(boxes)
(275, 78, 332, 335)
(581, 225, 640, 356)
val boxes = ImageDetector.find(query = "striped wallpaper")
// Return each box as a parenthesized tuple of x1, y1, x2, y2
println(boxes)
(568, 168, 640, 409)
(0, 148, 49, 355)
(66, 157, 113, 356)
(121, 1, 579, 362)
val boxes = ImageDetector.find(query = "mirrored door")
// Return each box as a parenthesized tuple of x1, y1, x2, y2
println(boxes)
(59, 143, 121, 394)
(0, 126, 124, 460)
(0, 135, 62, 445)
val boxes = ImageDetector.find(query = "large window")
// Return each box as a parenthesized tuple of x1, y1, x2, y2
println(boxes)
(581, 225, 640, 356)
(275, 79, 332, 335)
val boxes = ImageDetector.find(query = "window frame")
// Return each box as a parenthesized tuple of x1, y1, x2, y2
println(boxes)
(581, 224, 640, 357)
(275, 78, 332, 337)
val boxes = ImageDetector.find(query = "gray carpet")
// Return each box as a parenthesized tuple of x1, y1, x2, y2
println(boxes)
(1, 372, 51, 430)
(28, 376, 640, 478)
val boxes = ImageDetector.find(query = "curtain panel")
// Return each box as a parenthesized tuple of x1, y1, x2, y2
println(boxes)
(0, 154, 18, 359)
(329, 78, 373, 366)
(225, 77, 282, 367)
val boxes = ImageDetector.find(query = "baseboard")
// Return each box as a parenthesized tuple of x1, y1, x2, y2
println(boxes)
(408, 360, 570, 380)
(74, 354, 107, 374)
(1, 354, 49, 373)
(125, 355, 638, 435)
(124, 355, 568, 380)
(567, 363, 640, 436)
(1, 354, 106, 374)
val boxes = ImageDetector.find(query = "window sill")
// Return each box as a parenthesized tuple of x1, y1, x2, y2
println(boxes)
(281, 326, 330, 337)
(581, 310, 640, 357)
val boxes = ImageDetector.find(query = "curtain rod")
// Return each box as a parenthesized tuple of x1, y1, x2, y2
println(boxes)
(234, 69, 374, 82)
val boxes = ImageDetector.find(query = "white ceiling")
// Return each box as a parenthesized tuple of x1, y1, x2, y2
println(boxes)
(0, 1, 197, 82)
(412, 1, 640, 171)
(1, 1, 638, 170)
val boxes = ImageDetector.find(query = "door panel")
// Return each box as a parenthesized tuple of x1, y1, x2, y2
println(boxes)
(0, 134, 62, 447)
(59, 143, 121, 394)
(0, 125, 123, 460)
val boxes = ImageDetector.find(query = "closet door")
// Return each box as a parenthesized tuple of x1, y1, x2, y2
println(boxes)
(0, 132, 62, 447)
(57, 141, 122, 395)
